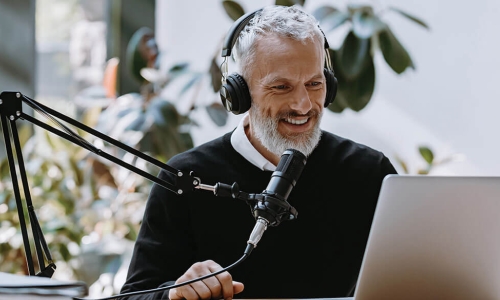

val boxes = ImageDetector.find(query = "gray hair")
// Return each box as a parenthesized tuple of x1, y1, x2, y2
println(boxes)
(233, 5, 325, 80)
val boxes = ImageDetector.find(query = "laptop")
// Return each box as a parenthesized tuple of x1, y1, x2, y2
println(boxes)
(353, 175, 500, 300)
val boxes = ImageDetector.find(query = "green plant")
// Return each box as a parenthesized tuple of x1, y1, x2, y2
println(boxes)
(394, 145, 463, 175)
(0, 109, 149, 282)
(216, 0, 429, 113)
(99, 26, 224, 161)
(125, 33, 190, 157)
(94, 90, 194, 164)
(0, 25, 205, 281)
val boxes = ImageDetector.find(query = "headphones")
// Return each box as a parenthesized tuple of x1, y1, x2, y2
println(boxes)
(219, 8, 338, 115)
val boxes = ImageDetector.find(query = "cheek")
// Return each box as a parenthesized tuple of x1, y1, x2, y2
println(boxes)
(311, 90, 327, 108)
(251, 93, 280, 117)
(256, 104, 275, 119)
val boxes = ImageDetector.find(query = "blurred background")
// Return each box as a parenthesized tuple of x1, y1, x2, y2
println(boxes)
(0, 0, 499, 297)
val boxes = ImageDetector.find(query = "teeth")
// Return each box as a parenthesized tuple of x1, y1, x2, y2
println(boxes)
(285, 118, 308, 125)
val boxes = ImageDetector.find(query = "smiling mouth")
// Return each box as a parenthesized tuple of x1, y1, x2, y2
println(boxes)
(284, 117, 308, 125)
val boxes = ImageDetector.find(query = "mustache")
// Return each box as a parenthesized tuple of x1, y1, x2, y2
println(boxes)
(276, 109, 321, 119)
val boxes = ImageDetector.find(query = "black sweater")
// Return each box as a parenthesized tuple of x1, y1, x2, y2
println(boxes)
(120, 130, 397, 299)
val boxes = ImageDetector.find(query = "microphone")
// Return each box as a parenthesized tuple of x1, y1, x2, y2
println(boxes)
(247, 149, 307, 248)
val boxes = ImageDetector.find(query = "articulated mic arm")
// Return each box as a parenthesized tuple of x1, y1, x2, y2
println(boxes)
(0, 91, 201, 277)
(0, 91, 301, 286)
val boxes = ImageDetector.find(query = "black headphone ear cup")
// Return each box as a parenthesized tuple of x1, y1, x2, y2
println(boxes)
(323, 68, 338, 107)
(219, 73, 252, 115)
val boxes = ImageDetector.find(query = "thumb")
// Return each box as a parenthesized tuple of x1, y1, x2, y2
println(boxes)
(233, 281, 244, 294)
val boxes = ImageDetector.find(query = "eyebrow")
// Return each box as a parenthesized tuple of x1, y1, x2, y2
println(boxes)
(263, 76, 286, 85)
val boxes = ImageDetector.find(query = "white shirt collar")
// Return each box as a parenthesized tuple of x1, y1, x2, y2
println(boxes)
(231, 114, 276, 171)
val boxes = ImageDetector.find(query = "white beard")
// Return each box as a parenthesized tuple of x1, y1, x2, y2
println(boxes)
(249, 104, 323, 157)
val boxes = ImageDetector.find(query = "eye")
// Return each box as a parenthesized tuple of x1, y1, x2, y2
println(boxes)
(273, 85, 288, 90)
(307, 81, 323, 89)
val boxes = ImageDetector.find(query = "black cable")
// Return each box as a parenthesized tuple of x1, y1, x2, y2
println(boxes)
(73, 244, 254, 300)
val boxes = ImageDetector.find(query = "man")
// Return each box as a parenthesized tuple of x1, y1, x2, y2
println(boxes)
(120, 5, 397, 300)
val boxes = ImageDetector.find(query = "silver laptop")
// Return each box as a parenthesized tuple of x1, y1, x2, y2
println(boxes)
(353, 175, 500, 300)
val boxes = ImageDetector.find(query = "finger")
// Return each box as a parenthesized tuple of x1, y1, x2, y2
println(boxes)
(169, 285, 201, 300)
(188, 275, 214, 299)
(233, 281, 245, 295)
(200, 271, 223, 298)
(173, 261, 220, 300)
(170, 279, 213, 300)
(190, 261, 223, 299)
(208, 264, 234, 300)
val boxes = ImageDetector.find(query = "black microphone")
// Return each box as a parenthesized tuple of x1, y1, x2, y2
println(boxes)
(247, 149, 307, 248)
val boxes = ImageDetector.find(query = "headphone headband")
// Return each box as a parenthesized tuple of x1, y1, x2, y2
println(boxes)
(221, 8, 331, 58)
(221, 9, 262, 57)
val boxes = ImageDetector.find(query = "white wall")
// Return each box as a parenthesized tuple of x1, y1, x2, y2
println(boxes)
(371, 0, 500, 176)
(156, 0, 500, 176)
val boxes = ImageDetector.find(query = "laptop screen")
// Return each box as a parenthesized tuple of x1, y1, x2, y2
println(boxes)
(354, 175, 500, 300)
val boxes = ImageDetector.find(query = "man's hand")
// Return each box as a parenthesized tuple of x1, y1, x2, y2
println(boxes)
(168, 260, 244, 300)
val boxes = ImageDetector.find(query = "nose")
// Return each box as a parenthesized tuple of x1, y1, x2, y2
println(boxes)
(289, 85, 312, 114)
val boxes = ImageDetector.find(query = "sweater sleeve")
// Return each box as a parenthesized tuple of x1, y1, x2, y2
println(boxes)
(381, 155, 398, 177)
(119, 169, 196, 299)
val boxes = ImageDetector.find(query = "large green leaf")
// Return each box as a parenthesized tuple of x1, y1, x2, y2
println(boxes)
(313, 6, 349, 32)
(311, 5, 336, 22)
(169, 62, 190, 73)
(351, 8, 385, 39)
(206, 103, 229, 126)
(337, 31, 371, 80)
(389, 6, 430, 30)
(210, 56, 222, 93)
(124, 111, 148, 132)
(419, 146, 434, 164)
(142, 128, 167, 159)
(147, 97, 180, 128)
(159, 62, 191, 87)
(179, 131, 194, 150)
(331, 49, 376, 112)
(126, 27, 154, 83)
(136, 97, 194, 160)
(146, 123, 190, 161)
(378, 26, 415, 74)
(275, 0, 305, 6)
(327, 92, 347, 113)
(222, 0, 245, 21)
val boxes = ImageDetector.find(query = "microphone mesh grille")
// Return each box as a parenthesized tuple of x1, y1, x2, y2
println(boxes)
(276, 149, 306, 183)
